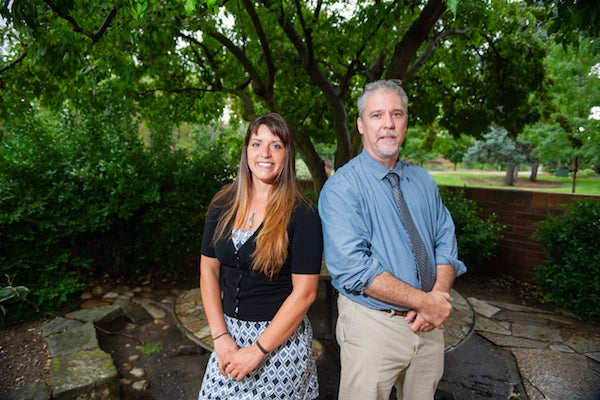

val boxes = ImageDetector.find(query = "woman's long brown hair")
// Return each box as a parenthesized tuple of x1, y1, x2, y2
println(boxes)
(209, 113, 305, 278)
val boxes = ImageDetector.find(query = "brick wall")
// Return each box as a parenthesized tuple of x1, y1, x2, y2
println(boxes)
(444, 186, 599, 279)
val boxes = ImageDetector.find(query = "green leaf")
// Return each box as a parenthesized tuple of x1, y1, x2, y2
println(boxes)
(445, 0, 458, 14)
(0, 286, 30, 303)
(184, 0, 196, 15)
(141, 342, 163, 355)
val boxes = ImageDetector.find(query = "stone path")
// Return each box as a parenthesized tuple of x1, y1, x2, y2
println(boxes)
(466, 297, 600, 400)
(173, 287, 600, 399)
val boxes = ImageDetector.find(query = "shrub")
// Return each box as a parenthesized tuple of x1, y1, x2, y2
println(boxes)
(439, 187, 505, 268)
(577, 169, 597, 178)
(0, 105, 235, 321)
(533, 198, 600, 324)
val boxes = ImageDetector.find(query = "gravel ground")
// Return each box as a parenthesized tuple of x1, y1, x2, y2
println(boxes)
(0, 318, 51, 394)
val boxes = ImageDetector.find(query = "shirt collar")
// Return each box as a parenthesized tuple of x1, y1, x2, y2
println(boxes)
(359, 149, 407, 181)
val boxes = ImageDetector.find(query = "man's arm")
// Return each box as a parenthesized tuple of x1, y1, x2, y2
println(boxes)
(364, 268, 453, 329)
(432, 264, 456, 293)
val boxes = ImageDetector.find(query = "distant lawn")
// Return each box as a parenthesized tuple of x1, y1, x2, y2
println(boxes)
(297, 159, 600, 196)
(431, 170, 600, 196)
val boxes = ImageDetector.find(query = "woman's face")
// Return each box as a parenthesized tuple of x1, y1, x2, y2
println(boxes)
(246, 124, 286, 185)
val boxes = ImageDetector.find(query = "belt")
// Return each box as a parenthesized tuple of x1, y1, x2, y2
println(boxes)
(380, 309, 408, 317)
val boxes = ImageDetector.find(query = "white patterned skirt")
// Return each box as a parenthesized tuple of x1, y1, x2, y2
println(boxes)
(198, 315, 319, 400)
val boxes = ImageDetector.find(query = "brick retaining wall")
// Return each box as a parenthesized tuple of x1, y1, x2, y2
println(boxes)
(443, 186, 599, 279)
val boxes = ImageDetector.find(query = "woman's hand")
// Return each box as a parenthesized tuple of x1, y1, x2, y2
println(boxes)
(214, 335, 239, 376)
(223, 344, 265, 381)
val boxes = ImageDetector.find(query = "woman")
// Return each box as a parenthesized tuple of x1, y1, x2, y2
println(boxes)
(198, 113, 322, 399)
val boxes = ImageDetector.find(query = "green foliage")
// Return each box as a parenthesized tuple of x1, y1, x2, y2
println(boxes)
(464, 126, 528, 168)
(0, 103, 235, 321)
(578, 169, 597, 178)
(531, 0, 600, 46)
(522, 38, 600, 175)
(0, 283, 30, 316)
(0, 0, 549, 193)
(141, 342, 163, 355)
(418, 0, 546, 138)
(439, 188, 505, 268)
(533, 199, 600, 324)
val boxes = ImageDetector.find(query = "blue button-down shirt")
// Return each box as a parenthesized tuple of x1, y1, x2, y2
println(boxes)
(318, 150, 466, 311)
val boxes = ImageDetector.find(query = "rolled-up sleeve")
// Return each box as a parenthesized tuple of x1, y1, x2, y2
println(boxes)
(432, 189, 467, 277)
(319, 174, 385, 296)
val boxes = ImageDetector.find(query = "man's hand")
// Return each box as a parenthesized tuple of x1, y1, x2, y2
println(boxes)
(412, 290, 453, 330)
(404, 310, 435, 332)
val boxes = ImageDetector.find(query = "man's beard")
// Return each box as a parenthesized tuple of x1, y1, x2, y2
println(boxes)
(376, 142, 400, 157)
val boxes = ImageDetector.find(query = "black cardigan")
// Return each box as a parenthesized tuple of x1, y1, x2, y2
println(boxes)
(201, 200, 323, 321)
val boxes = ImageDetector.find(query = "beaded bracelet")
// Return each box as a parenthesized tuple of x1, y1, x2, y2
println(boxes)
(212, 332, 229, 341)
(255, 339, 269, 355)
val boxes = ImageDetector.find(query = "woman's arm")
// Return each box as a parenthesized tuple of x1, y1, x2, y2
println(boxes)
(200, 254, 238, 375)
(257, 273, 319, 350)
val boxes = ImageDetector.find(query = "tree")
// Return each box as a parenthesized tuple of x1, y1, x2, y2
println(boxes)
(433, 131, 473, 170)
(463, 126, 527, 185)
(1, 0, 547, 193)
(522, 38, 600, 192)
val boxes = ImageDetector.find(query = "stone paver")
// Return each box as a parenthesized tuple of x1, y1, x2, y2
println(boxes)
(468, 296, 501, 317)
(512, 348, 600, 400)
(471, 298, 600, 400)
(565, 334, 600, 354)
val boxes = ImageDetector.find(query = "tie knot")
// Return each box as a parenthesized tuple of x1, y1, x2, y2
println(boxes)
(386, 172, 400, 187)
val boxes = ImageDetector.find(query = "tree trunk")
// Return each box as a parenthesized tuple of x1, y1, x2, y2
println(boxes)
(571, 156, 579, 193)
(504, 166, 517, 186)
(277, 8, 351, 191)
(294, 132, 329, 197)
(529, 164, 538, 181)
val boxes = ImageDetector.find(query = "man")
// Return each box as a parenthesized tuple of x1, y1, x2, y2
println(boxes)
(318, 80, 466, 400)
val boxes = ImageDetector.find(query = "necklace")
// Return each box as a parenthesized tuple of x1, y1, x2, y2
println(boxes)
(248, 212, 255, 229)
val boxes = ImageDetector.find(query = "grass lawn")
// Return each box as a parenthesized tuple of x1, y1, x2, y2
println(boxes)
(431, 170, 600, 196)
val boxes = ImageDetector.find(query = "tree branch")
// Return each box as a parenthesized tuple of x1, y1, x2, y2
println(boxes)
(176, 32, 256, 120)
(241, 0, 276, 93)
(404, 28, 470, 81)
(272, 2, 350, 173)
(202, 29, 267, 97)
(386, 0, 447, 80)
(0, 48, 28, 74)
(42, 0, 118, 44)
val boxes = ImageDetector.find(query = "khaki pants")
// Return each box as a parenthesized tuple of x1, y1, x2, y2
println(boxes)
(336, 295, 444, 400)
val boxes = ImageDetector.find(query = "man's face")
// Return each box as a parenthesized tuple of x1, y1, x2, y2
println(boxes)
(357, 90, 408, 169)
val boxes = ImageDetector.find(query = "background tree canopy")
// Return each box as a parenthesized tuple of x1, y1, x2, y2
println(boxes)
(1, 0, 598, 319)
(1, 0, 548, 193)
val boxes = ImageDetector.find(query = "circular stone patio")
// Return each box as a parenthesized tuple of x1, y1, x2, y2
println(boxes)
(173, 285, 474, 355)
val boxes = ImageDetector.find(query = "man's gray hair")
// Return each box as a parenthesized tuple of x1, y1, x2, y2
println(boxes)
(357, 79, 408, 118)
